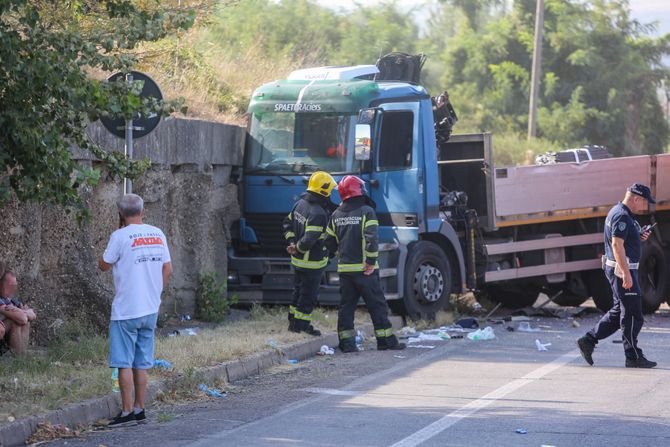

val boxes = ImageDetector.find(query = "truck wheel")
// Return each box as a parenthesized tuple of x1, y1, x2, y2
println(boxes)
(585, 270, 613, 312)
(484, 283, 540, 309)
(639, 240, 666, 314)
(402, 241, 452, 320)
(551, 291, 589, 307)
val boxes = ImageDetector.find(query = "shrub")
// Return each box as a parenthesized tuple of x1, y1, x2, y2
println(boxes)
(195, 272, 238, 323)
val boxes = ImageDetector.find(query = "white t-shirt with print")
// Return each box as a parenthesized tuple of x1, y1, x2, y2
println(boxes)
(103, 223, 171, 321)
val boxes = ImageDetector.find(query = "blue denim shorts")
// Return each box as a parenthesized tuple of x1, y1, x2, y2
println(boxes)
(109, 313, 158, 369)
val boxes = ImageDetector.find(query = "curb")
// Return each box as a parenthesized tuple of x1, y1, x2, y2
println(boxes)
(0, 316, 403, 447)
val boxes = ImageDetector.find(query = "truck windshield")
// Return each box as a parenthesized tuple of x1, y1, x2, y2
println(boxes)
(246, 112, 357, 175)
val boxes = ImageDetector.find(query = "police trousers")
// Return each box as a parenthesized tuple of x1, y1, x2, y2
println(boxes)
(588, 268, 644, 360)
(337, 272, 394, 345)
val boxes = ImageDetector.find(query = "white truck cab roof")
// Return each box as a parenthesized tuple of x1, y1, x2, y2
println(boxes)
(287, 65, 379, 81)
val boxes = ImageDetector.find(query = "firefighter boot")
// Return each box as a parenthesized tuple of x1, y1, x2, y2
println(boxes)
(377, 334, 406, 351)
(291, 318, 322, 336)
(288, 306, 296, 331)
(339, 337, 359, 353)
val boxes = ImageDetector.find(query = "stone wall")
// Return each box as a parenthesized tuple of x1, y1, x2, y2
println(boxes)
(0, 118, 245, 344)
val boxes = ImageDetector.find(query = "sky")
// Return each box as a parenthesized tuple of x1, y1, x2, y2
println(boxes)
(317, 0, 670, 35)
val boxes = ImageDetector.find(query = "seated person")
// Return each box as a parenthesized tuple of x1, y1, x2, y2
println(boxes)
(0, 268, 36, 355)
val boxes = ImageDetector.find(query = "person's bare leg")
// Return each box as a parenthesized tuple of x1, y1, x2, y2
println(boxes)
(6, 322, 27, 355)
(0, 321, 5, 340)
(133, 369, 148, 410)
(118, 368, 134, 413)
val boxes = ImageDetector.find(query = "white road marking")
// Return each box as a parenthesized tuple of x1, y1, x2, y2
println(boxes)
(303, 387, 363, 396)
(388, 350, 580, 447)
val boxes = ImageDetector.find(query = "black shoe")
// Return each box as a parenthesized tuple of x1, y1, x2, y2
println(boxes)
(339, 344, 359, 353)
(625, 357, 657, 368)
(304, 325, 321, 337)
(134, 410, 147, 424)
(108, 412, 137, 428)
(577, 336, 595, 366)
(378, 342, 406, 351)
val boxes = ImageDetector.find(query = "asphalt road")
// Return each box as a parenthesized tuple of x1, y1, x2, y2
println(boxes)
(46, 306, 670, 447)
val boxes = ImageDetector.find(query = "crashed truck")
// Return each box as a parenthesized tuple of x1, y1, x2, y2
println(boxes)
(227, 54, 670, 319)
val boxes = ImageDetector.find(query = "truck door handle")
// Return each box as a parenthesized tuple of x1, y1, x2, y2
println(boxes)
(369, 179, 379, 188)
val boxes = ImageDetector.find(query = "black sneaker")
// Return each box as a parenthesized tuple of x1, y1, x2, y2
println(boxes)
(134, 410, 147, 424)
(108, 412, 137, 428)
(304, 325, 321, 337)
(577, 336, 595, 366)
(378, 342, 407, 351)
(625, 357, 657, 368)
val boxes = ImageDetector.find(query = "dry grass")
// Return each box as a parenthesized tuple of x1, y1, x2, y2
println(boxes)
(412, 310, 456, 331)
(0, 306, 371, 423)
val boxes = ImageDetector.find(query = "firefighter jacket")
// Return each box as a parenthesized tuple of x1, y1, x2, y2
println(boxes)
(282, 192, 330, 270)
(325, 196, 379, 273)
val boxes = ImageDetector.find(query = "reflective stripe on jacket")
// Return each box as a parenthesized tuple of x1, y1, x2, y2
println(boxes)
(282, 192, 330, 269)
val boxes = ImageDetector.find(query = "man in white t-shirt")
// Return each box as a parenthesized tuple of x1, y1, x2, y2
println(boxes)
(99, 193, 172, 427)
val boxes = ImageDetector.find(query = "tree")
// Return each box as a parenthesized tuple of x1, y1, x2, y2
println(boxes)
(0, 0, 197, 214)
(434, 0, 670, 156)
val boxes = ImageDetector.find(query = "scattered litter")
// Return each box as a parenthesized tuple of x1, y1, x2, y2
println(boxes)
(153, 359, 173, 369)
(356, 329, 368, 340)
(515, 428, 528, 434)
(571, 320, 581, 328)
(169, 327, 199, 337)
(450, 334, 464, 339)
(541, 445, 556, 447)
(266, 339, 279, 349)
(456, 317, 479, 329)
(179, 313, 192, 321)
(7, 416, 15, 422)
(517, 322, 542, 332)
(393, 355, 406, 359)
(613, 339, 623, 344)
(467, 327, 495, 340)
(442, 325, 469, 332)
(27, 422, 81, 443)
(535, 339, 552, 351)
(407, 332, 450, 343)
(399, 326, 417, 336)
(198, 384, 227, 398)
(511, 316, 530, 321)
(506, 326, 515, 332)
(407, 345, 436, 349)
(287, 359, 299, 364)
(317, 345, 335, 356)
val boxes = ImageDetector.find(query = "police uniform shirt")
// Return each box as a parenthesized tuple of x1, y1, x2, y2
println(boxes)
(604, 202, 641, 264)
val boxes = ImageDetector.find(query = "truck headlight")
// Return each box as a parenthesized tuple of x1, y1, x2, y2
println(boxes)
(227, 271, 239, 283)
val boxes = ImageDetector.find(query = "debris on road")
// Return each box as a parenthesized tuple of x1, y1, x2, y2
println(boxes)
(455, 317, 479, 329)
(317, 345, 335, 356)
(515, 428, 528, 434)
(198, 384, 227, 398)
(266, 339, 279, 349)
(407, 332, 450, 343)
(287, 359, 299, 364)
(26, 422, 80, 443)
(535, 339, 552, 351)
(571, 320, 581, 328)
(407, 345, 436, 349)
(393, 355, 406, 359)
(399, 326, 417, 336)
(467, 327, 495, 340)
(517, 322, 542, 332)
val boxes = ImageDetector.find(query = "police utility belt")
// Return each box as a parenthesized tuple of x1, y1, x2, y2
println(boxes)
(601, 255, 638, 279)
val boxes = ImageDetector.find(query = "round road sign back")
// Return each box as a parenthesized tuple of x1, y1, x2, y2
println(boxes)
(100, 71, 163, 139)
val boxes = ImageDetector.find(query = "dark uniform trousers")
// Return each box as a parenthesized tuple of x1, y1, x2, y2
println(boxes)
(338, 271, 398, 349)
(290, 268, 324, 330)
(588, 268, 644, 360)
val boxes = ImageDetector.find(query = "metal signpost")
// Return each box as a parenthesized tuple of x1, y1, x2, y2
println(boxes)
(100, 71, 163, 194)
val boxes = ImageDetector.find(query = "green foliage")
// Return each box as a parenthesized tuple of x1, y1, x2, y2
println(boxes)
(196, 272, 238, 323)
(0, 0, 197, 213)
(435, 0, 670, 156)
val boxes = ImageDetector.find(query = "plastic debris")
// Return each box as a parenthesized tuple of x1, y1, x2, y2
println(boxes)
(535, 339, 552, 351)
(517, 321, 542, 332)
(183, 327, 198, 336)
(515, 428, 528, 434)
(571, 320, 581, 328)
(266, 339, 279, 349)
(407, 345, 435, 349)
(198, 383, 227, 398)
(407, 333, 449, 343)
(467, 327, 495, 340)
(317, 345, 335, 356)
(456, 317, 479, 329)
(399, 326, 417, 336)
(287, 359, 299, 364)
(511, 316, 530, 321)
(179, 313, 192, 321)
(153, 359, 173, 369)
(393, 355, 406, 359)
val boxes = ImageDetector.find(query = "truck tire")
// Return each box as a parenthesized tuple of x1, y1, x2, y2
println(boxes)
(484, 283, 540, 309)
(551, 291, 589, 307)
(401, 241, 452, 320)
(639, 240, 666, 314)
(585, 270, 613, 312)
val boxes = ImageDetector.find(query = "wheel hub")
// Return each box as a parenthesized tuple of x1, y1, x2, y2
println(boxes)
(413, 264, 444, 303)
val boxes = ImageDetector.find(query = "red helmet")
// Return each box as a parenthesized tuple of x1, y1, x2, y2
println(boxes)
(338, 175, 367, 201)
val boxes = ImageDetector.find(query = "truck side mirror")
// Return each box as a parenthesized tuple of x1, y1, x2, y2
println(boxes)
(354, 124, 372, 161)
(357, 108, 379, 124)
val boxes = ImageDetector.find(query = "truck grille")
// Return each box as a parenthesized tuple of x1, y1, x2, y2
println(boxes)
(245, 213, 287, 256)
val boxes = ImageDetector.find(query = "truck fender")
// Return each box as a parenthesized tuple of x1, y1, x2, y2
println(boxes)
(427, 222, 466, 292)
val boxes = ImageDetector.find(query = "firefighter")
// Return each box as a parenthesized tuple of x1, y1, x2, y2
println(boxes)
(282, 171, 337, 336)
(324, 175, 405, 352)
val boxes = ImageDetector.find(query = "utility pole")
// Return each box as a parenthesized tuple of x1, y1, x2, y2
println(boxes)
(528, 0, 544, 139)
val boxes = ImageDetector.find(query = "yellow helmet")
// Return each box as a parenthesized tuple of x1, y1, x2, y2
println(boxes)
(307, 171, 337, 197)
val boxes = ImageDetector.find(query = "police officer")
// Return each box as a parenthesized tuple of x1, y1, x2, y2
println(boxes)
(577, 183, 657, 368)
(282, 171, 337, 336)
(324, 175, 405, 352)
